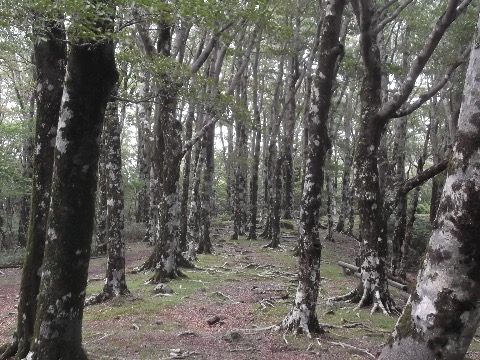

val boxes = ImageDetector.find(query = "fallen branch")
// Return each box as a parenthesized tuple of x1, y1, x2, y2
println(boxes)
(326, 340, 376, 359)
(337, 261, 408, 292)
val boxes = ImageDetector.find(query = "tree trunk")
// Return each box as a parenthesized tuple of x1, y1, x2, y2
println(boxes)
(336, 89, 354, 232)
(247, 40, 262, 240)
(380, 23, 480, 358)
(8, 17, 66, 360)
(281, 0, 345, 336)
(95, 131, 108, 255)
(28, 11, 117, 358)
(86, 85, 129, 305)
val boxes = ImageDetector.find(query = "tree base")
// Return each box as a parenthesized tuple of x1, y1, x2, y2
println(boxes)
(85, 287, 131, 306)
(329, 283, 399, 316)
(280, 312, 324, 337)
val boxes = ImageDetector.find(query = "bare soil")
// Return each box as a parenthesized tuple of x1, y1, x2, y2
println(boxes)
(1, 226, 480, 360)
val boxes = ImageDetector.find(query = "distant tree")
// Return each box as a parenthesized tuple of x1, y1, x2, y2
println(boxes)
(380, 15, 480, 358)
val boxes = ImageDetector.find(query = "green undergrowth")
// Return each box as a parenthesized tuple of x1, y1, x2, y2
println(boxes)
(0, 247, 25, 267)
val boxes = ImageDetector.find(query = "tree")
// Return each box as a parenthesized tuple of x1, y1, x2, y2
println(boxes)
(86, 84, 130, 305)
(334, 0, 471, 314)
(280, 0, 346, 335)
(1, 10, 66, 360)
(26, 1, 118, 356)
(380, 13, 480, 358)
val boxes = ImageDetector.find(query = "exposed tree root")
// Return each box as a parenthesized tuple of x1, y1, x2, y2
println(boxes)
(329, 283, 400, 316)
(84, 288, 131, 306)
(0, 338, 18, 360)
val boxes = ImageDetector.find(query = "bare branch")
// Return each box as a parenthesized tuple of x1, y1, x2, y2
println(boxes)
(393, 46, 471, 118)
(376, 0, 472, 123)
(190, 21, 234, 74)
(374, 0, 414, 35)
(401, 157, 449, 194)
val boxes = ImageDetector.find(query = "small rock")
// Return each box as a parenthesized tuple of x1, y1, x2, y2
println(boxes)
(207, 315, 221, 325)
(155, 320, 163, 325)
(153, 283, 174, 295)
(222, 331, 242, 343)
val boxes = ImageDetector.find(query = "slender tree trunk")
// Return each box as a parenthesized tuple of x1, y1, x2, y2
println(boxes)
(135, 71, 152, 224)
(281, 0, 345, 335)
(95, 131, 108, 254)
(5, 17, 66, 360)
(380, 24, 480, 358)
(336, 90, 354, 232)
(28, 9, 117, 357)
(86, 85, 129, 305)
(247, 40, 262, 240)
(179, 104, 195, 251)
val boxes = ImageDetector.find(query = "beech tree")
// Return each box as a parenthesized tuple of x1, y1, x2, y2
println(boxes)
(380, 13, 480, 358)
(280, 0, 346, 335)
(0, 11, 66, 360)
(333, 0, 472, 314)
(25, 1, 118, 357)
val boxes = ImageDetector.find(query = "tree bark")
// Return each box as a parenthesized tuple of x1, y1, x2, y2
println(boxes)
(8, 15, 66, 360)
(28, 7, 118, 357)
(380, 19, 480, 358)
(86, 85, 129, 305)
(280, 0, 345, 336)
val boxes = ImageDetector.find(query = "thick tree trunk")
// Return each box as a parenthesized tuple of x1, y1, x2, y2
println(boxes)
(28, 14, 117, 358)
(380, 25, 480, 359)
(281, 0, 345, 336)
(8, 17, 66, 360)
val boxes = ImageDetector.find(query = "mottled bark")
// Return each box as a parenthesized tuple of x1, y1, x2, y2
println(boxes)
(135, 71, 152, 224)
(8, 16, 66, 360)
(28, 9, 117, 358)
(380, 23, 480, 358)
(86, 86, 129, 305)
(150, 19, 184, 282)
(339, 0, 466, 314)
(179, 104, 195, 252)
(95, 131, 108, 255)
(281, 0, 345, 336)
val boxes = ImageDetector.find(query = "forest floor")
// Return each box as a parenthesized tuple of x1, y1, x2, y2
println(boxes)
(1, 222, 480, 359)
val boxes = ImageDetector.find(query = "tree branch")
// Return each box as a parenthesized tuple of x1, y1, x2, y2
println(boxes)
(190, 21, 234, 74)
(376, 0, 471, 123)
(374, 0, 414, 35)
(401, 157, 449, 194)
(393, 46, 471, 118)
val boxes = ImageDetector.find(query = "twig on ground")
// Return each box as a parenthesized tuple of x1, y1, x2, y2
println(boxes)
(326, 340, 376, 359)
(283, 332, 289, 345)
